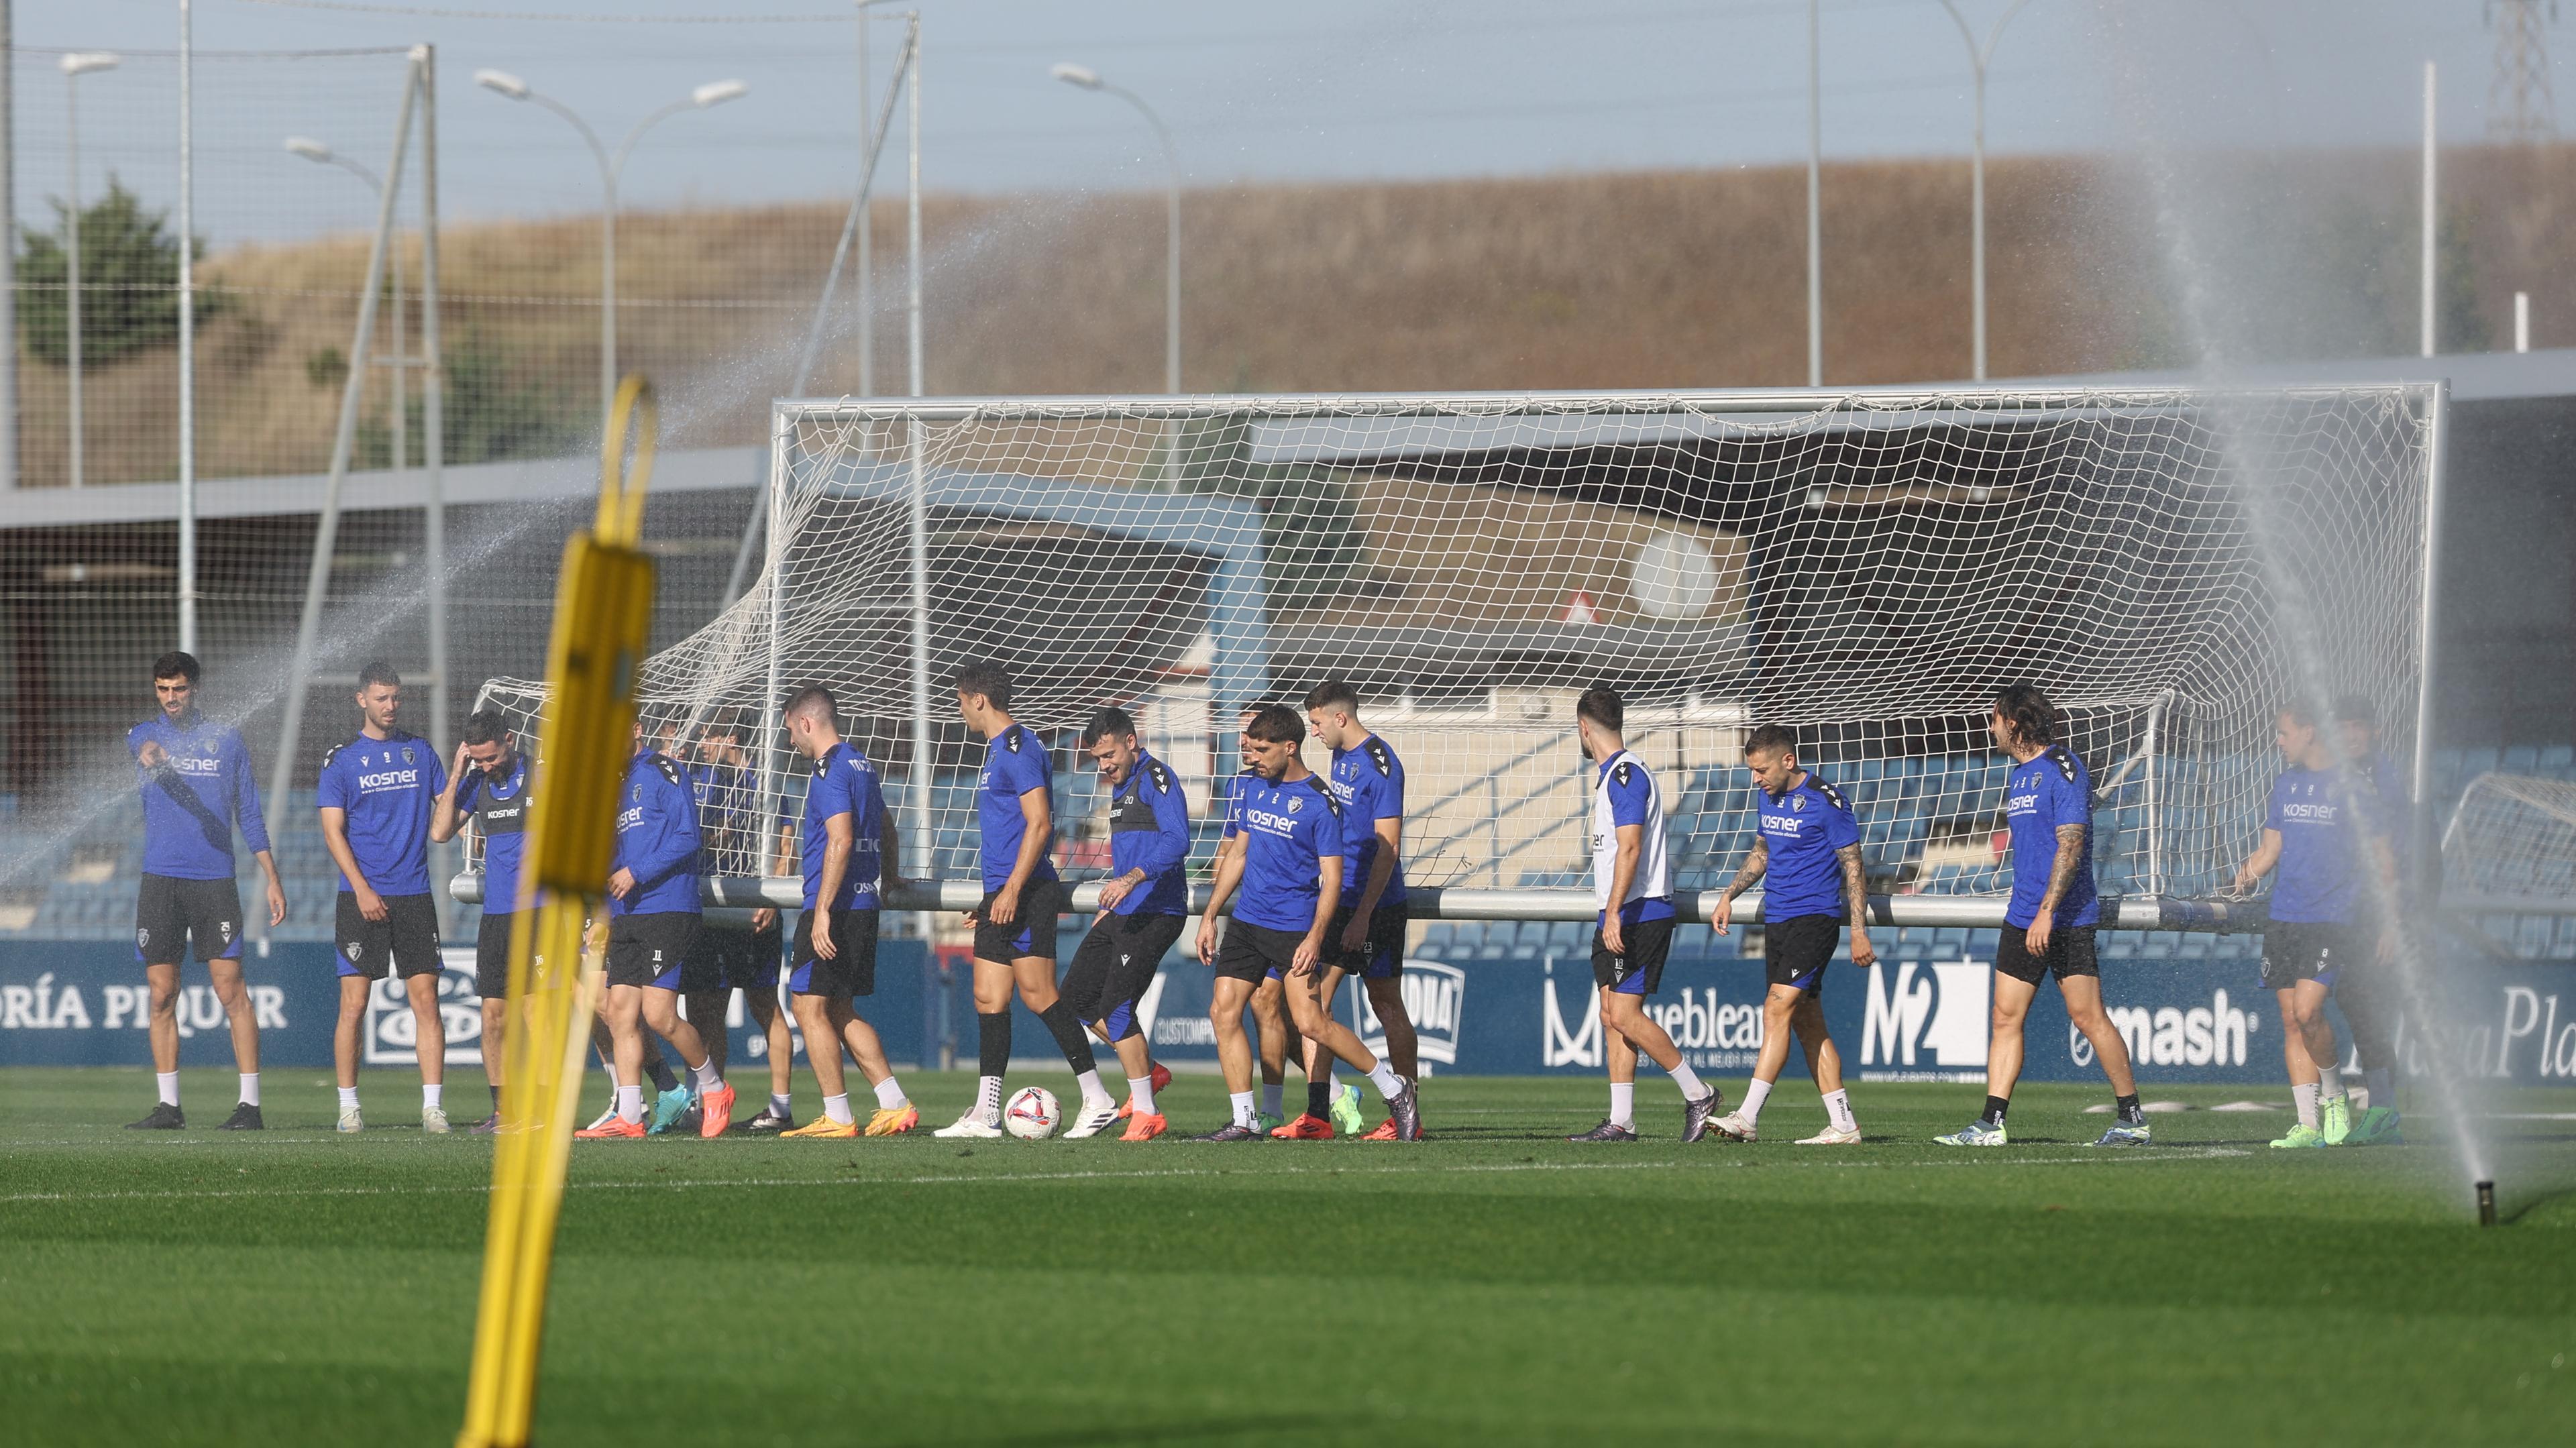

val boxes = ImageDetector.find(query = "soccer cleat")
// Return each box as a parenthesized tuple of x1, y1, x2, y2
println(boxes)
(337, 1105, 364, 1134)
(1254, 1111, 1285, 1134)
(583, 1104, 621, 1133)
(1271, 1112, 1335, 1140)
(2347, 1105, 2403, 1146)
(697, 1082, 737, 1139)
(422, 1105, 451, 1135)
(2090, 1121, 2151, 1146)
(2320, 1095, 2352, 1146)
(1150, 1061, 1173, 1095)
(1063, 1099, 1124, 1139)
(1709, 1111, 1759, 1144)
(1192, 1121, 1265, 1142)
(1796, 1125, 1862, 1146)
(865, 1104, 920, 1137)
(2269, 1123, 2328, 1149)
(470, 1113, 502, 1135)
(744, 1105, 796, 1133)
(1935, 1119, 2008, 1146)
(1358, 1118, 1401, 1141)
(780, 1115, 859, 1139)
(1568, 1119, 1640, 1143)
(1120, 1111, 1168, 1142)
(933, 1108, 1005, 1139)
(125, 1103, 185, 1131)
(1682, 1088, 1728, 1144)
(1387, 1079, 1421, 1141)
(574, 1115, 647, 1139)
(218, 1103, 264, 1131)
(1329, 1082, 1368, 1136)
(647, 1082, 698, 1135)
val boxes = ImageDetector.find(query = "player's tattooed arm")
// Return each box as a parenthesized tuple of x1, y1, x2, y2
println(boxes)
(2040, 824, 2086, 913)
(1713, 838, 1766, 934)
(1837, 842, 1878, 966)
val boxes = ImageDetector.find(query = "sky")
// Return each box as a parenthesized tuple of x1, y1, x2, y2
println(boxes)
(7, 0, 2558, 241)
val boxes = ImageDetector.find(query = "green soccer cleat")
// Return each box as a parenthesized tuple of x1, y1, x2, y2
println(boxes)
(1934, 1119, 2007, 1147)
(647, 1082, 698, 1135)
(2269, 1123, 2328, 1149)
(2347, 1105, 2403, 1146)
(1329, 1082, 1366, 1137)
(2320, 1095, 2352, 1146)
(1254, 1111, 1285, 1134)
(2090, 1121, 2151, 1147)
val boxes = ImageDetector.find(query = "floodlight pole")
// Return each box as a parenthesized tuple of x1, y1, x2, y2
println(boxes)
(2421, 60, 2438, 359)
(0, 1, 15, 495)
(1053, 62, 1181, 393)
(1938, 0, 2035, 382)
(1806, 0, 1823, 387)
(178, 2, 195, 647)
(908, 13, 932, 903)
(61, 52, 118, 490)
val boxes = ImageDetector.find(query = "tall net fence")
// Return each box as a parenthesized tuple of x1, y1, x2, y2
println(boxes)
(2443, 773, 2576, 959)
(478, 386, 2437, 918)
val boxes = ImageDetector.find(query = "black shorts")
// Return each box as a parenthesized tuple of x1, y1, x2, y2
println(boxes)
(1764, 913, 1842, 993)
(788, 909, 879, 999)
(1064, 911, 1185, 1036)
(1215, 920, 1307, 984)
(474, 911, 525, 999)
(335, 891, 443, 980)
(2261, 921, 2355, 991)
(606, 912, 700, 991)
(973, 879, 1065, 963)
(1996, 923, 2099, 985)
(688, 913, 777, 995)
(1328, 900, 1409, 980)
(136, 873, 244, 967)
(1591, 914, 1675, 996)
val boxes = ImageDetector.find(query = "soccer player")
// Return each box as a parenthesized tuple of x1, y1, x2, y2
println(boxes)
(429, 708, 532, 1133)
(1708, 724, 1875, 1145)
(1564, 687, 1725, 1143)
(1934, 684, 2149, 1147)
(1297, 681, 1420, 1141)
(934, 662, 1122, 1139)
(2233, 702, 2361, 1150)
(684, 717, 796, 1132)
(574, 720, 737, 1139)
(1067, 708, 1188, 1141)
(2328, 695, 2408, 1145)
(318, 660, 449, 1134)
(124, 651, 286, 1131)
(1192, 705, 1418, 1141)
(771, 686, 918, 1138)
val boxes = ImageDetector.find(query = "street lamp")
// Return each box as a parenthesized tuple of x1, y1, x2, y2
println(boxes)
(60, 50, 118, 488)
(476, 68, 748, 434)
(1052, 62, 1181, 393)
(1937, 0, 2035, 382)
(286, 137, 413, 478)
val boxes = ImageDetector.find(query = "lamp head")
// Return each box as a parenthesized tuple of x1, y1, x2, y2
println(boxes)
(284, 137, 333, 163)
(474, 68, 531, 101)
(62, 52, 121, 78)
(692, 79, 749, 108)
(1051, 62, 1104, 90)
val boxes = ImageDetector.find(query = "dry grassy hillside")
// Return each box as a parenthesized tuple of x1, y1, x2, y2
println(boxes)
(17, 145, 2575, 488)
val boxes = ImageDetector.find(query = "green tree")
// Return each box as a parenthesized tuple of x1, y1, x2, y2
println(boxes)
(16, 177, 219, 366)
(357, 331, 586, 468)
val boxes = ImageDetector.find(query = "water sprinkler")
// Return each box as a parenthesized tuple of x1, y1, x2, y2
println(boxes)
(2476, 1180, 2497, 1227)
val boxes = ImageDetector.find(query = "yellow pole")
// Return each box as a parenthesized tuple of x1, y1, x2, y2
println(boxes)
(458, 377, 659, 1448)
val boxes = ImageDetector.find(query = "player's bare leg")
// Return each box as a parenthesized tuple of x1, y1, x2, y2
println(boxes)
(1251, 976, 1291, 1123)
(2273, 979, 2344, 1146)
(744, 984, 794, 1107)
(686, 989, 731, 1078)
(1363, 975, 1417, 1080)
(2060, 974, 2150, 1145)
(784, 994, 911, 1137)
(1712, 983, 1807, 1142)
(1784, 991, 1859, 1143)
(1281, 968, 1417, 1139)
(331, 974, 372, 1131)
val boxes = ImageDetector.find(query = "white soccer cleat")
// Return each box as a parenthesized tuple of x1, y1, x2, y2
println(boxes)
(1709, 1111, 1758, 1143)
(337, 1105, 364, 1134)
(1059, 1099, 1123, 1140)
(1795, 1124, 1861, 1146)
(932, 1108, 1005, 1139)
(422, 1105, 451, 1135)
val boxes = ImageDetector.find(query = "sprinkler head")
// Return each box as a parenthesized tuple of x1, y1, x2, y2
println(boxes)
(2476, 1179, 2497, 1227)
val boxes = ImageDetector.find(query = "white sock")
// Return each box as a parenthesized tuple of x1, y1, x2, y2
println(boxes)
(423, 1083, 443, 1111)
(976, 1074, 1004, 1115)
(693, 1059, 723, 1093)
(1365, 1061, 1405, 1101)
(2363, 1067, 2394, 1109)
(1670, 1062, 1708, 1101)
(616, 1084, 645, 1123)
(823, 1093, 854, 1125)
(1230, 1091, 1256, 1127)
(337, 1086, 360, 1111)
(1607, 1081, 1635, 1128)
(2317, 1067, 2347, 1102)
(1741, 1077, 1774, 1123)
(237, 1073, 260, 1107)
(2293, 1080, 2320, 1129)
(1823, 1089, 1857, 1133)
(156, 1072, 180, 1107)
(1074, 1068, 1114, 1110)
(770, 1093, 794, 1116)
(872, 1076, 908, 1111)
(1328, 1068, 1342, 1093)
(1128, 1076, 1158, 1115)
(1260, 1083, 1283, 1117)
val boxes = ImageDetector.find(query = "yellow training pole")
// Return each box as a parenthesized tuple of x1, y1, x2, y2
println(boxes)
(458, 377, 660, 1448)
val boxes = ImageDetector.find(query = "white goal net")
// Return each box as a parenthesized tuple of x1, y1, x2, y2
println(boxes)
(2443, 773, 2576, 958)
(476, 386, 2439, 922)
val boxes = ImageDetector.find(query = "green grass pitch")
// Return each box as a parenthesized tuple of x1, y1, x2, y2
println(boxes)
(5, 1066, 2573, 1447)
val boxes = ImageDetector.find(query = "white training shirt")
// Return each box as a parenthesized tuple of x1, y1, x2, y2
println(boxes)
(1589, 748, 1670, 911)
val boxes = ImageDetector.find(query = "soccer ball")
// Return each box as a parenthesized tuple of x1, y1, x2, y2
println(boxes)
(1004, 1087, 1061, 1139)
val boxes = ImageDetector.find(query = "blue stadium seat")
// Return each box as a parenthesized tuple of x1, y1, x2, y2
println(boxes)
(2504, 746, 2540, 774)
(2540, 745, 2574, 775)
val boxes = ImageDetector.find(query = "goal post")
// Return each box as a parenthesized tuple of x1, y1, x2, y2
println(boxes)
(466, 384, 2443, 932)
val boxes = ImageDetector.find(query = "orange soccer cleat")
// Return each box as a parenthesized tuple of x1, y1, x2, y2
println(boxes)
(574, 1115, 646, 1139)
(1359, 1117, 1405, 1141)
(780, 1115, 859, 1139)
(864, 1104, 919, 1136)
(1119, 1062, 1177, 1119)
(1269, 1112, 1334, 1140)
(1120, 1112, 1167, 1142)
(697, 1082, 737, 1139)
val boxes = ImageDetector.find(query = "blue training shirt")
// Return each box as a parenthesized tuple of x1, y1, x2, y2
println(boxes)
(686, 758, 755, 878)
(1328, 735, 1409, 908)
(2003, 745, 2100, 930)
(1108, 752, 1192, 917)
(2266, 765, 2357, 924)
(976, 722, 1059, 891)
(317, 730, 446, 896)
(129, 711, 271, 881)
(800, 741, 885, 912)
(1231, 773, 1344, 933)
(1756, 771, 1860, 923)
(457, 755, 535, 915)
(1595, 753, 1676, 925)
(610, 750, 702, 917)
